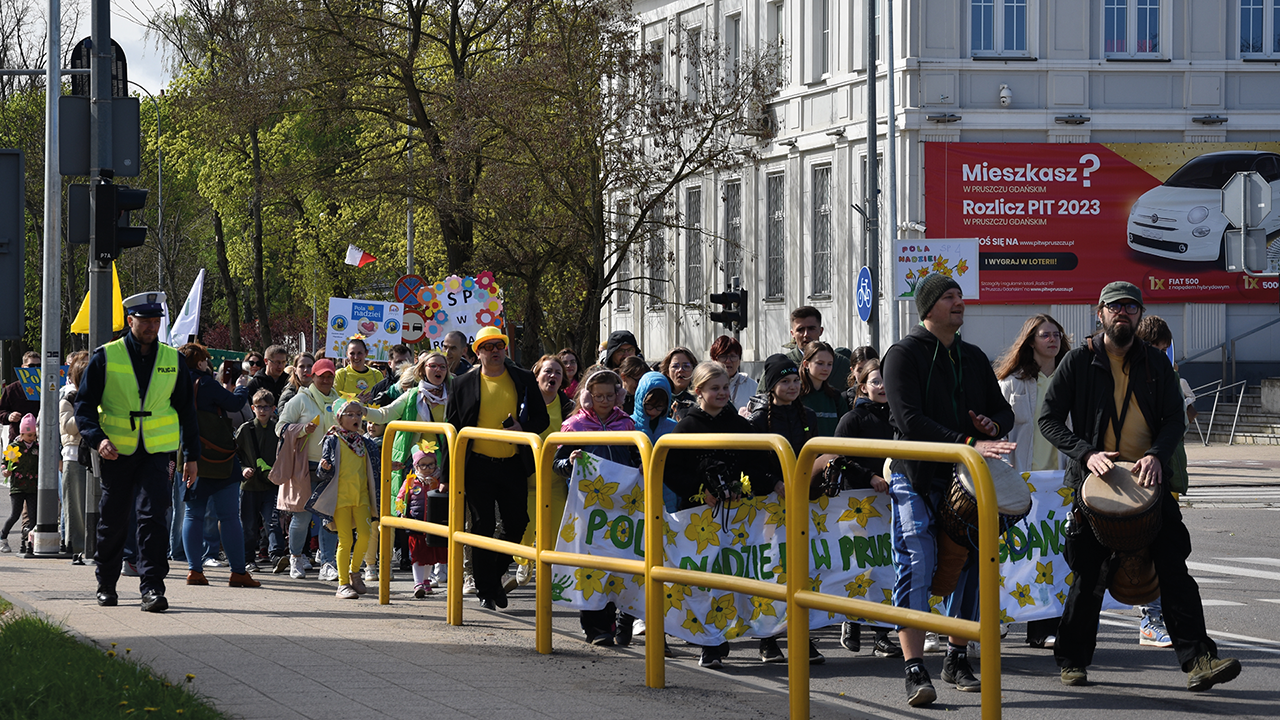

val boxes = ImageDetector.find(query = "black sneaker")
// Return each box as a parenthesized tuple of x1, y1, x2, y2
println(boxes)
(942, 652, 981, 692)
(616, 614, 634, 647)
(809, 640, 825, 665)
(699, 646, 723, 669)
(478, 596, 497, 611)
(759, 637, 785, 663)
(841, 622, 862, 653)
(874, 634, 904, 658)
(589, 631, 616, 647)
(96, 589, 118, 607)
(905, 664, 937, 707)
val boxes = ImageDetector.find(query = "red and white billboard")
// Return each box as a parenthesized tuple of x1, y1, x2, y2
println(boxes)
(924, 142, 1280, 303)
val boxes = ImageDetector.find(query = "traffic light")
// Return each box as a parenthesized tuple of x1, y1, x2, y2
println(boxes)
(91, 180, 148, 262)
(709, 288, 748, 332)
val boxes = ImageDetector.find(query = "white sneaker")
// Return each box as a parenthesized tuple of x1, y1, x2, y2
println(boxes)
(0, 539, 10, 553)
(319, 563, 339, 582)
(462, 575, 478, 595)
(429, 563, 446, 587)
(502, 573, 519, 593)
(336, 584, 359, 599)
(363, 565, 378, 583)
(203, 557, 224, 568)
(289, 555, 307, 579)
(923, 632, 943, 653)
(633, 618, 646, 636)
(515, 563, 532, 586)
(301, 555, 314, 571)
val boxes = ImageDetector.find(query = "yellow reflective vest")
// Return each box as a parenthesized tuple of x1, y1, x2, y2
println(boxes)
(98, 339, 181, 455)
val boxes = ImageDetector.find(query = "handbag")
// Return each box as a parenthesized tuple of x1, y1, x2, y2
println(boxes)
(194, 377, 237, 480)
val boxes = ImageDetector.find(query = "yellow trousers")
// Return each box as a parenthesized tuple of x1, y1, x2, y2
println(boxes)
(334, 505, 371, 586)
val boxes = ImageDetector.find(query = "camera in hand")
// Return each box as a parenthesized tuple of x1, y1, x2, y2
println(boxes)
(699, 458, 741, 503)
(818, 457, 854, 498)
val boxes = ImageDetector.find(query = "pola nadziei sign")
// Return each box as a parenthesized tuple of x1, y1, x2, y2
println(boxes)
(925, 142, 1280, 303)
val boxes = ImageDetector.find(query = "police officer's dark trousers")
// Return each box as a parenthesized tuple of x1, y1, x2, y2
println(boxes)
(96, 451, 173, 597)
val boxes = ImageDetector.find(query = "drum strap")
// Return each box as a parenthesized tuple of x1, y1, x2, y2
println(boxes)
(1101, 378, 1137, 454)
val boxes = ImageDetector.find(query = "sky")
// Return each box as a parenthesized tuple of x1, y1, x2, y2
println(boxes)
(54, 0, 172, 95)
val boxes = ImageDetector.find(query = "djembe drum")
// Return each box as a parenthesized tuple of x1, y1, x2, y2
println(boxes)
(932, 458, 1031, 596)
(1079, 462, 1162, 605)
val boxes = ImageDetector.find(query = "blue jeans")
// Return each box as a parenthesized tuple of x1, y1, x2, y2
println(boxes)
(288, 465, 337, 565)
(183, 479, 246, 574)
(169, 467, 186, 562)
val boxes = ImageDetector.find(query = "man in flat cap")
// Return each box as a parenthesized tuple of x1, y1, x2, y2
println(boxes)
(1039, 280, 1240, 691)
(76, 292, 201, 612)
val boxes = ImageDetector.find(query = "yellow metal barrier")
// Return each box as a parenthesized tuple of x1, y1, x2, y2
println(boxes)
(791, 439, 1003, 720)
(534, 431, 653, 655)
(447, 426, 544, 627)
(644, 433, 798, 690)
(376, 421, 458, 606)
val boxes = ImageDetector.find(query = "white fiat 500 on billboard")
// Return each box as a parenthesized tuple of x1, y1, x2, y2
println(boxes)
(1127, 150, 1280, 265)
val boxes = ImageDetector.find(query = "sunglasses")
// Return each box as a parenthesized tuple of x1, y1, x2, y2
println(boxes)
(478, 342, 506, 352)
(247, 359, 264, 367)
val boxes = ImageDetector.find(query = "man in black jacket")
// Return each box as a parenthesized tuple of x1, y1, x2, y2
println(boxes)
(1039, 281, 1240, 691)
(882, 273, 1015, 707)
(445, 326, 550, 610)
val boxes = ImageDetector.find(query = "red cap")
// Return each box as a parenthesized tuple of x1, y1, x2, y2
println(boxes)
(312, 359, 337, 376)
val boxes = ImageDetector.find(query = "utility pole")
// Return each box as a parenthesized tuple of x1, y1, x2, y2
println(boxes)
(885, 0, 900, 345)
(32, 0, 65, 556)
(866, 0, 881, 348)
(83, 0, 115, 560)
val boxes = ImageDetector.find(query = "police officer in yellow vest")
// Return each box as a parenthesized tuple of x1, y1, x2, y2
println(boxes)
(75, 292, 201, 612)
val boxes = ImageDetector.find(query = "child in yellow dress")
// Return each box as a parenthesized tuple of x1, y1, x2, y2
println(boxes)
(312, 399, 380, 599)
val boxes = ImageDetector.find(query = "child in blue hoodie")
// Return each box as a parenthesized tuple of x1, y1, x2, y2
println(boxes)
(629, 371, 679, 512)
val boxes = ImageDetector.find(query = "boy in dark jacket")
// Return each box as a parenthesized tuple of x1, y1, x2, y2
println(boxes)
(881, 273, 1015, 707)
(236, 389, 283, 570)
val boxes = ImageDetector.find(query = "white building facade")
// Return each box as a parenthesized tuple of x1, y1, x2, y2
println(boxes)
(601, 0, 1280, 385)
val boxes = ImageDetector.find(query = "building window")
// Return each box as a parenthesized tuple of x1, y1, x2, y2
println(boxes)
(1105, 0, 1161, 57)
(615, 203, 631, 311)
(971, 0, 1028, 56)
(766, 172, 786, 299)
(647, 204, 667, 310)
(649, 40, 664, 97)
(725, 14, 741, 84)
(808, 0, 830, 80)
(811, 165, 832, 296)
(1241, 0, 1280, 56)
(724, 180, 743, 287)
(685, 186, 703, 303)
(685, 28, 702, 104)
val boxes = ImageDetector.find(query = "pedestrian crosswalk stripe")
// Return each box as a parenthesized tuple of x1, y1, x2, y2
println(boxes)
(1187, 561, 1280, 582)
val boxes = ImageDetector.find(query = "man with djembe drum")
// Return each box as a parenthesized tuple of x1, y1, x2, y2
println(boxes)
(1039, 280, 1240, 691)
(882, 273, 1017, 707)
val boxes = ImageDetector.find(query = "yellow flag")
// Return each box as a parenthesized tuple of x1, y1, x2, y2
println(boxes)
(70, 262, 124, 333)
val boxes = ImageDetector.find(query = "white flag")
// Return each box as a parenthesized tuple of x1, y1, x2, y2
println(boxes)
(168, 269, 206, 345)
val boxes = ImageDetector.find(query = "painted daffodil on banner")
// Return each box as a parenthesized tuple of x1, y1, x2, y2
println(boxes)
(682, 609, 706, 636)
(684, 508, 722, 553)
(838, 495, 882, 528)
(732, 494, 765, 525)
(705, 594, 738, 630)
(579, 475, 618, 510)
(619, 485, 644, 516)
(603, 574, 627, 596)
(1035, 560, 1054, 585)
(575, 568, 605, 600)
(665, 583, 691, 614)
(845, 572, 873, 598)
(750, 595, 778, 621)
(1011, 582, 1036, 608)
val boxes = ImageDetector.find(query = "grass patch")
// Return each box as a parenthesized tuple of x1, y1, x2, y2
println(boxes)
(0, 608, 228, 719)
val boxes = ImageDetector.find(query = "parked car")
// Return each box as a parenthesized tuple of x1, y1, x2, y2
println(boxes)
(1127, 150, 1280, 267)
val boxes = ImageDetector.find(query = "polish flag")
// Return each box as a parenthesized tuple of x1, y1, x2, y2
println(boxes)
(344, 244, 377, 267)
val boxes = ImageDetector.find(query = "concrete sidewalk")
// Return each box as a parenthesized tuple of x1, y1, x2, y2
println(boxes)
(0, 548, 861, 720)
(1184, 443, 1280, 486)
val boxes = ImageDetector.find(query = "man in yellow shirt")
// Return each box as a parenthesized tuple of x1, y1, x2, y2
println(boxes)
(1039, 281, 1240, 692)
(445, 326, 549, 609)
(334, 338, 383, 402)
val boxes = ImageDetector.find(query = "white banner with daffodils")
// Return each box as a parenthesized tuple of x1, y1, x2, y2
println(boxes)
(550, 454, 1118, 646)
